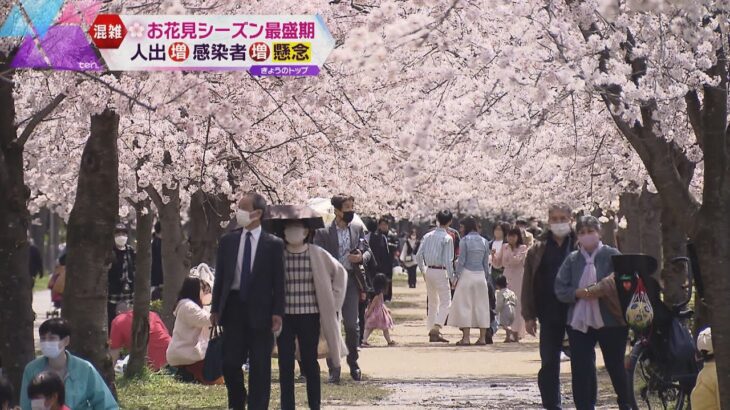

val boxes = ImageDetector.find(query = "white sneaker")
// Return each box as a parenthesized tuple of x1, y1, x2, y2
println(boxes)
(560, 352, 570, 362)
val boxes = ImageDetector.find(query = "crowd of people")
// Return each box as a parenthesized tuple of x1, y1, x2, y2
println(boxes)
(0, 193, 720, 410)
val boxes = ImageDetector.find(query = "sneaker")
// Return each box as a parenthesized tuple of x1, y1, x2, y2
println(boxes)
(560, 352, 570, 362)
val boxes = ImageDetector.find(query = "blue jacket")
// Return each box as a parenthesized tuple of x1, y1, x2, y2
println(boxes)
(554, 245, 623, 328)
(20, 352, 118, 410)
(455, 232, 490, 276)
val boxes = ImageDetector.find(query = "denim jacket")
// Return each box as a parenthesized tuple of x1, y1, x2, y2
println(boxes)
(455, 232, 490, 277)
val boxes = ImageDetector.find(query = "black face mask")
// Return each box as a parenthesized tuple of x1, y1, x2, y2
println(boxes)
(342, 211, 355, 223)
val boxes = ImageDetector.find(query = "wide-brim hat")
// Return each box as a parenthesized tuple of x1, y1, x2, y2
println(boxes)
(612, 254, 658, 278)
(262, 204, 325, 232)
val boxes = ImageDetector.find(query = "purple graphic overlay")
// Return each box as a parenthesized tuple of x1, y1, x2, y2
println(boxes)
(249, 65, 319, 76)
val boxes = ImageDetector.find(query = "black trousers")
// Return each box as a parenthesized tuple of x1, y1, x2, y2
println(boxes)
(406, 265, 418, 287)
(568, 326, 630, 410)
(358, 299, 367, 345)
(222, 293, 273, 410)
(277, 314, 321, 410)
(538, 319, 567, 410)
(383, 270, 393, 301)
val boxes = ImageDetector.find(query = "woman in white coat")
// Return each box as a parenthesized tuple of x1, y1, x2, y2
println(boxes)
(277, 219, 348, 410)
(166, 274, 223, 384)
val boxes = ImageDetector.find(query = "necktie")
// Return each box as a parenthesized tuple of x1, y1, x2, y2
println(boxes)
(239, 232, 252, 301)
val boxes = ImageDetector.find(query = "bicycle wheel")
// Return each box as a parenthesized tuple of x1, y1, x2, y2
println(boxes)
(627, 343, 684, 409)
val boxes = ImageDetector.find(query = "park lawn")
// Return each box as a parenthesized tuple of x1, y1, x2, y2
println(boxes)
(33, 274, 50, 292)
(117, 370, 388, 409)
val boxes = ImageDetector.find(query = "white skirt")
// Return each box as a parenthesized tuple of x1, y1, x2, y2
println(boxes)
(449, 269, 491, 328)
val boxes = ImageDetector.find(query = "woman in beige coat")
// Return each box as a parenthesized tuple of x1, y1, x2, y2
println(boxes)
(277, 220, 348, 410)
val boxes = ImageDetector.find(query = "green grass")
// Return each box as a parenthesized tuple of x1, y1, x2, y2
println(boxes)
(117, 369, 388, 409)
(33, 274, 51, 292)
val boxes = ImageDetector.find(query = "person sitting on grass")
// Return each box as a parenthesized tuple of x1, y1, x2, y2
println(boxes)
(109, 301, 171, 371)
(166, 275, 223, 385)
(27, 371, 70, 410)
(362, 273, 396, 347)
(20, 318, 117, 410)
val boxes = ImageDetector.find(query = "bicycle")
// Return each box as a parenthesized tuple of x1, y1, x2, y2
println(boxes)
(625, 254, 701, 410)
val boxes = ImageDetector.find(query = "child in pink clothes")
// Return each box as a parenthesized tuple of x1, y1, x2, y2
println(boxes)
(362, 273, 396, 346)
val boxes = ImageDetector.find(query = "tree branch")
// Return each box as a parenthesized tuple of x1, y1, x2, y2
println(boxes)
(16, 93, 67, 147)
(77, 71, 156, 112)
(685, 90, 704, 151)
(144, 185, 164, 210)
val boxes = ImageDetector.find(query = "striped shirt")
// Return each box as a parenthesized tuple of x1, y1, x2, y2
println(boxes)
(416, 227, 455, 280)
(284, 249, 319, 315)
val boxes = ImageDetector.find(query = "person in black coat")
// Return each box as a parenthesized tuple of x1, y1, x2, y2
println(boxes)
(29, 240, 43, 280)
(150, 221, 163, 301)
(211, 192, 285, 410)
(108, 223, 135, 331)
(369, 218, 394, 301)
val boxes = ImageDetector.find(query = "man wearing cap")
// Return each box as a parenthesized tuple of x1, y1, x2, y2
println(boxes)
(107, 223, 136, 332)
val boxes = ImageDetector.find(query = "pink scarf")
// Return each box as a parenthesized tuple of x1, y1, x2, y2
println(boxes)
(570, 243, 605, 333)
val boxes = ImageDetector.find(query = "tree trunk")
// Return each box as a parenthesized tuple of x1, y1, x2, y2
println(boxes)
(617, 192, 641, 253)
(30, 208, 48, 275)
(188, 190, 230, 267)
(693, 210, 730, 406)
(49, 212, 61, 269)
(126, 200, 152, 378)
(149, 186, 189, 330)
(659, 200, 689, 306)
(591, 207, 617, 247)
(0, 50, 35, 402)
(638, 186, 663, 275)
(62, 109, 119, 389)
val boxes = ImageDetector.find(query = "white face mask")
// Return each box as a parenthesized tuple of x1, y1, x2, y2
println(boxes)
(236, 209, 257, 227)
(284, 226, 308, 245)
(40, 340, 64, 359)
(114, 235, 128, 248)
(30, 398, 50, 410)
(550, 222, 571, 238)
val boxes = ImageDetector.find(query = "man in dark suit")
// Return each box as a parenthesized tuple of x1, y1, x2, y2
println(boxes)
(313, 194, 371, 383)
(211, 192, 285, 410)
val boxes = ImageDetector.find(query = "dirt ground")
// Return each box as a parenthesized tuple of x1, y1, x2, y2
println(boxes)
(30, 276, 620, 408)
(335, 275, 619, 409)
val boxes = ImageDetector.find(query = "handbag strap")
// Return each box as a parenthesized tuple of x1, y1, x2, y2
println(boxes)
(210, 325, 222, 339)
